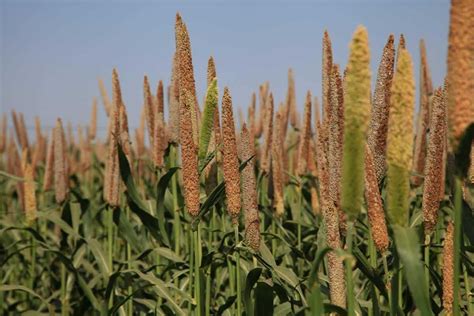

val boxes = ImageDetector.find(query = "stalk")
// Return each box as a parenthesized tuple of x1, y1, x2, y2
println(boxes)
(453, 177, 462, 316)
(205, 208, 214, 316)
(234, 225, 242, 316)
(107, 206, 113, 309)
(170, 145, 181, 255)
(345, 221, 355, 315)
(424, 235, 430, 293)
(194, 224, 202, 316)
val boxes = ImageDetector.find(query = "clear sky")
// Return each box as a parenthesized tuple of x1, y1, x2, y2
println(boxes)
(0, 0, 450, 136)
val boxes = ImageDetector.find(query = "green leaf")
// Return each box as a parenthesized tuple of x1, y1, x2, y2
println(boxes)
(393, 226, 432, 316)
(254, 282, 274, 316)
(156, 167, 180, 247)
(244, 267, 262, 316)
(198, 78, 218, 161)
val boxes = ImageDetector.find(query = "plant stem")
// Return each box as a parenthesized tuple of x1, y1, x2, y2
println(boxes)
(453, 177, 462, 316)
(107, 206, 113, 309)
(171, 145, 181, 255)
(194, 225, 202, 316)
(234, 225, 242, 316)
(205, 208, 215, 316)
(345, 221, 355, 316)
(424, 234, 430, 294)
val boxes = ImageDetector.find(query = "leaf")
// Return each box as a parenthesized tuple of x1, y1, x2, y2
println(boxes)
(154, 247, 184, 263)
(113, 207, 143, 252)
(0, 284, 49, 306)
(156, 167, 179, 247)
(254, 282, 274, 316)
(352, 247, 388, 299)
(244, 267, 262, 316)
(217, 295, 236, 315)
(393, 226, 432, 316)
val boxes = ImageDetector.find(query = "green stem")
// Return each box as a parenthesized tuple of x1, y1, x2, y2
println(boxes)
(194, 225, 202, 316)
(234, 225, 242, 316)
(453, 177, 462, 316)
(189, 227, 194, 308)
(107, 206, 113, 309)
(368, 232, 376, 316)
(382, 253, 392, 311)
(30, 234, 36, 291)
(171, 145, 180, 255)
(205, 208, 215, 316)
(345, 221, 355, 315)
(424, 234, 430, 295)
(126, 207, 133, 316)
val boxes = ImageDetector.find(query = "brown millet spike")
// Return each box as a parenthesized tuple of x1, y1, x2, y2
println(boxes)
(0, 113, 6, 153)
(322, 30, 333, 128)
(287, 68, 297, 128)
(11, 111, 22, 148)
(207, 56, 217, 87)
(248, 93, 256, 145)
(442, 222, 454, 314)
(422, 88, 447, 235)
(315, 121, 346, 307)
(447, 0, 474, 150)
(272, 111, 285, 217)
(239, 124, 260, 250)
(313, 96, 321, 131)
(175, 13, 200, 145)
(144, 76, 156, 145)
(168, 52, 180, 144)
(255, 84, 267, 138)
(153, 113, 166, 169)
(119, 104, 132, 163)
(221, 87, 241, 222)
(364, 145, 389, 253)
(261, 93, 274, 174)
(180, 90, 200, 216)
(43, 129, 55, 191)
(54, 119, 68, 204)
(98, 78, 112, 117)
(412, 39, 434, 186)
(19, 113, 29, 150)
(328, 64, 347, 232)
(156, 80, 165, 117)
(89, 97, 98, 140)
(296, 91, 312, 175)
(367, 34, 395, 183)
(23, 162, 37, 225)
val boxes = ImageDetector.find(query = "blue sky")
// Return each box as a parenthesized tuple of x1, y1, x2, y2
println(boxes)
(0, 0, 450, 135)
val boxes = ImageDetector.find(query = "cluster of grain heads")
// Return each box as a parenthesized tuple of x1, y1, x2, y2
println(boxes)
(364, 145, 389, 253)
(367, 34, 395, 183)
(11, 110, 29, 150)
(422, 88, 447, 235)
(287, 68, 298, 129)
(442, 221, 454, 314)
(221, 88, 241, 223)
(179, 90, 201, 217)
(98, 77, 112, 117)
(143, 76, 156, 145)
(104, 69, 122, 207)
(386, 48, 415, 226)
(272, 111, 285, 217)
(322, 30, 333, 126)
(175, 13, 200, 147)
(260, 93, 274, 174)
(53, 118, 69, 204)
(23, 162, 37, 225)
(239, 124, 260, 251)
(88, 97, 98, 140)
(0, 113, 7, 154)
(315, 120, 346, 308)
(446, 0, 474, 152)
(43, 129, 55, 191)
(328, 64, 346, 231)
(341, 25, 371, 221)
(152, 110, 167, 169)
(412, 39, 434, 186)
(168, 52, 180, 144)
(296, 91, 312, 175)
